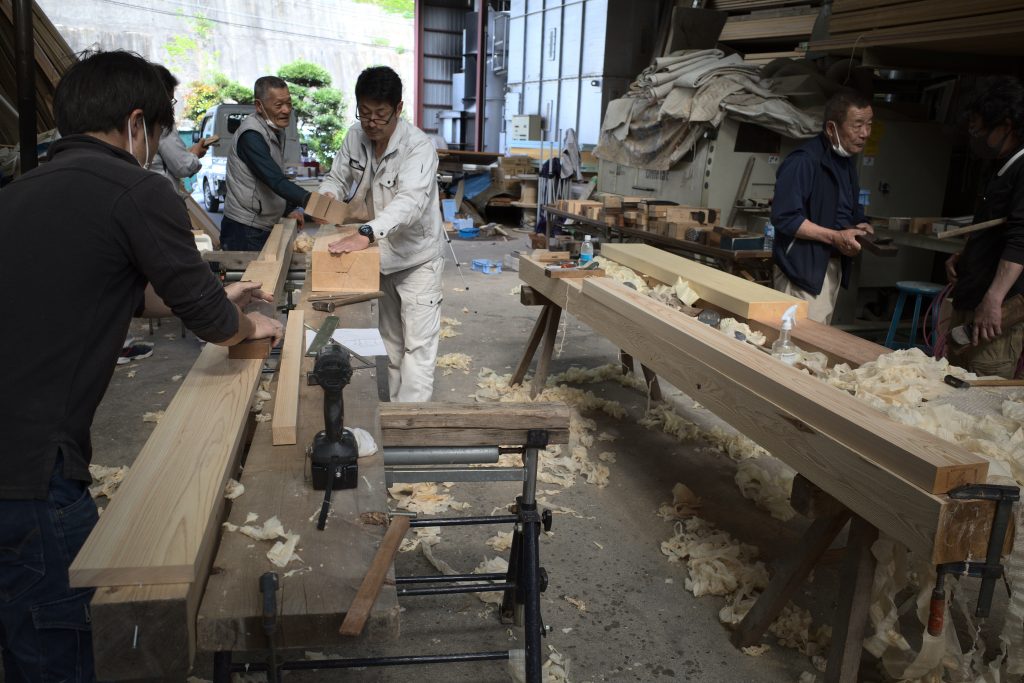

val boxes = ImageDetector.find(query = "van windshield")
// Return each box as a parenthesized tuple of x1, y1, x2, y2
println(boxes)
(226, 112, 248, 134)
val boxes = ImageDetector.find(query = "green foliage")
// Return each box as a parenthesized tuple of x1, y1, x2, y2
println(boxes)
(164, 13, 218, 76)
(352, 0, 414, 19)
(182, 73, 252, 126)
(277, 61, 347, 169)
(395, 45, 407, 55)
(371, 36, 390, 47)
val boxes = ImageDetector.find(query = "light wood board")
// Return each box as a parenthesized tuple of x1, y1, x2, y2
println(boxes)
(311, 226, 381, 293)
(272, 308, 305, 445)
(379, 402, 572, 447)
(600, 243, 808, 321)
(70, 223, 295, 588)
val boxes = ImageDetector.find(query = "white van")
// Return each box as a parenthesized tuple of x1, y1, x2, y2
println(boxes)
(193, 103, 302, 212)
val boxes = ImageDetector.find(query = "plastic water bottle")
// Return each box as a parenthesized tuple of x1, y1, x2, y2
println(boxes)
(580, 235, 594, 264)
(763, 222, 775, 252)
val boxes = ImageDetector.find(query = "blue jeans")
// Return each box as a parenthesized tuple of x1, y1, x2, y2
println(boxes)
(220, 216, 271, 251)
(0, 458, 99, 682)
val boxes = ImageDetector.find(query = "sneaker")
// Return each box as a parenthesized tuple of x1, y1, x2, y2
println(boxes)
(117, 341, 154, 365)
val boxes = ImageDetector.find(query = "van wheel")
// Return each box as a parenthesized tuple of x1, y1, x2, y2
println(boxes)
(204, 179, 221, 213)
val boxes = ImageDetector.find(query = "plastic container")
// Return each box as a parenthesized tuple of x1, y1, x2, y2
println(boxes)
(579, 235, 594, 264)
(771, 304, 800, 365)
(763, 222, 775, 253)
(471, 258, 502, 274)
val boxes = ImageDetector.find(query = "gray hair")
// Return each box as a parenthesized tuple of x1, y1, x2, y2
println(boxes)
(254, 76, 288, 102)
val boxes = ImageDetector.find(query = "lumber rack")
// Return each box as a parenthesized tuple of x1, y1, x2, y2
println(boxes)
(212, 428, 555, 683)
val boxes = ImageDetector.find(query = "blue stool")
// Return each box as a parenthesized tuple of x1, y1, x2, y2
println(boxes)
(885, 281, 945, 350)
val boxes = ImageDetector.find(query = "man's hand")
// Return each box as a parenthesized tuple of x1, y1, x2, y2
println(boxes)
(973, 293, 1004, 345)
(945, 252, 961, 285)
(832, 227, 867, 257)
(328, 233, 371, 254)
(189, 142, 209, 159)
(855, 221, 875, 235)
(225, 280, 273, 308)
(245, 311, 285, 346)
(287, 209, 305, 228)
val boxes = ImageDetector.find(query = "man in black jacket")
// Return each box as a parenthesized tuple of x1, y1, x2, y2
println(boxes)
(947, 76, 1024, 378)
(770, 90, 875, 323)
(0, 51, 282, 681)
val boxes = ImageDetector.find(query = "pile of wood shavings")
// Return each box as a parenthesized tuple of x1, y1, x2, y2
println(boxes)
(223, 478, 245, 499)
(437, 352, 473, 375)
(293, 233, 315, 253)
(222, 515, 302, 568)
(440, 316, 462, 339)
(389, 482, 470, 515)
(88, 464, 129, 500)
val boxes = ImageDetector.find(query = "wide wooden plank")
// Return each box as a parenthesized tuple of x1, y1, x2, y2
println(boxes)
(583, 277, 987, 494)
(197, 288, 400, 651)
(311, 226, 381, 293)
(517, 259, 993, 562)
(810, 9, 1024, 52)
(600, 243, 808, 321)
(829, 0, 1019, 33)
(71, 224, 295, 588)
(379, 403, 572, 447)
(272, 309, 305, 445)
(720, 10, 816, 41)
(745, 315, 889, 368)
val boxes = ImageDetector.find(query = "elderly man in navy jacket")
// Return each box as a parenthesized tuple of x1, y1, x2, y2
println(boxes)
(771, 90, 875, 323)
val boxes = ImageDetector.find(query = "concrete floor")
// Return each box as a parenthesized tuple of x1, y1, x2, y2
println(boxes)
(83, 227, 865, 682)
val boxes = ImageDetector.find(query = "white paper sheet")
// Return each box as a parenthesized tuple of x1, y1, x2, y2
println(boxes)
(304, 328, 387, 357)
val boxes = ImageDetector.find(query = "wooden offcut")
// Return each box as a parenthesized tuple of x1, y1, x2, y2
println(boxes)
(311, 227, 381, 293)
(70, 223, 295, 588)
(379, 402, 571, 447)
(305, 191, 350, 225)
(601, 242, 808, 320)
(272, 309, 305, 445)
(339, 515, 411, 637)
(227, 338, 272, 360)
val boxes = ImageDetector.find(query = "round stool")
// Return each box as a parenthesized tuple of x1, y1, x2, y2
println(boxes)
(884, 281, 945, 350)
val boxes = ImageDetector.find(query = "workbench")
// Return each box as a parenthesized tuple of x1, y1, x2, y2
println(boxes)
(542, 204, 772, 281)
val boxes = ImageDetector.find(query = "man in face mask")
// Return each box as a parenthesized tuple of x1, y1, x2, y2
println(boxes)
(222, 76, 311, 250)
(0, 50, 283, 681)
(770, 90, 875, 323)
(946, 76, 1024, 378)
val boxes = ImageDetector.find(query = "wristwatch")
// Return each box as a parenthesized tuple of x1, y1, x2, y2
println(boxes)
(358, 224, 375, 243)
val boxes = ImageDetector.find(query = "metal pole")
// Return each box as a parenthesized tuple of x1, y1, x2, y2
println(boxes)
(14, 0, 37, 174)
(383, 446, 500, 465)
(474, 0, 487, 151)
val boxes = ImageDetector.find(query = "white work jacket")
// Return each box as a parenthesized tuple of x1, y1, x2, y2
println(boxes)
(320, 119, 442, 274)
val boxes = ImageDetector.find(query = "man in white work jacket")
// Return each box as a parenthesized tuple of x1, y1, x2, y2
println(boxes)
(319, 66, 444, 402)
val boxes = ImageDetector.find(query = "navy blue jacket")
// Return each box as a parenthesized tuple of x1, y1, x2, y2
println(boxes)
(770, 133, 866, 296)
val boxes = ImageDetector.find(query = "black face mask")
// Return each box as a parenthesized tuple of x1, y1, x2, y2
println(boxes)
(970, 127, 1009, 159)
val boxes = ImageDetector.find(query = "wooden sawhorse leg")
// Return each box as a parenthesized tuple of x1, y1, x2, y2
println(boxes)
(618, 350, 663, 402)
(732, 476, 877, 682)
(511, 296, 562, 399)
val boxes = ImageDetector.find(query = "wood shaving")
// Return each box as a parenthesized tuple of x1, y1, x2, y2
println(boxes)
(142, 411, 164, 423)
(656, 482, 702, 520)
(254, 412, 272, 422)
(660, 517, 768, 599)
(509, 285, 521, 296)
(474, 556, 509, 604)
(359, 511, 390, 526)
(171, 374, 182, 382)
(462, 307, 470, 314)
(718, 318, 767, 347)
(127, 370, 137, 378)
(389, 483, 471, 514)
(543, 645, 570, 683)
(224, 478, 245, 500)
(400, 526, 441, 553)
(597, 451, 616, 463)
(672, 277, 700, 306)
(742, 645, 770, 657)
(563, 595, 586, 612)
(486, 531, 513, 552)
(234, 515, 285, 541)
(267, 533, 302, 568)
(293, 233, 315, 253)
(437, 352, 473, 375)
(244, 512, 259, 524)
(88, 464, 129, 499)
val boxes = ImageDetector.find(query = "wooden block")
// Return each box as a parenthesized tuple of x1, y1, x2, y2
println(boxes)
(272, 309, 305, 445)
(311, 227, 381, 293)
(531, 249, 571, 263)
(305, 191, 350, 225)
(339, 515, 411, 637)
(603, 195, 623, 209)
(379, 402, 571, 446)
(228, 338, 272, 360)
(601, 242, 808, 321)
(546, 267, 607, 279)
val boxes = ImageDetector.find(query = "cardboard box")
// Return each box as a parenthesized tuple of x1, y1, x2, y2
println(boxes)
(311, 227, 381, 292)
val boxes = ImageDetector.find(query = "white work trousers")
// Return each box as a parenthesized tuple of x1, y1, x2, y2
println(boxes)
(773, 259, 841, 324)
(379, 256, 444, 402)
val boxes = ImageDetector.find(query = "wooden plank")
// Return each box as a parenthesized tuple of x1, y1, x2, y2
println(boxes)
(829, 0, 1020, 33)
(305, 190, 351, 225)
(745, 315, 890, 368)
(311, 227, 381, 293)
(227, 338, 272, 360)
(196, 289, 400, 652)
(272, 309, 305, 445)
(517, 259, 990, 561)
(810, 10, 1024, 52)
(185, 194, 221, 248)
(70, 224, 295, 589)
(339, 515, 411, 637)
(601, 242, 808, 321)
(582, 277, 987, 495)
(720, 10, 816, 41)
(379, 402, 572, 447)
(203, 250, 309, 271)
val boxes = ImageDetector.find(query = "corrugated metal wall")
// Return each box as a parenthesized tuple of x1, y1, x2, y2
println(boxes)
(420, 4, 466, 134)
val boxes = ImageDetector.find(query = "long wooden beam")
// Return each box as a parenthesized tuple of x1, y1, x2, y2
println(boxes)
(71, 222, 295, 588)
(518, 258, 995, 563)
(272, 308, 305, 445)
(379, 402, 572, 447)
(600, 243, 808, 321)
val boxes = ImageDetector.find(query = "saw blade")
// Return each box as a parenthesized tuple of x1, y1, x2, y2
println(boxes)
(306, 315, 340, 356)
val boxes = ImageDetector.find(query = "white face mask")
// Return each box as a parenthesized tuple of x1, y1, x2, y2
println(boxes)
(126, 115, 152, 168)
(828, 121, 851, 158)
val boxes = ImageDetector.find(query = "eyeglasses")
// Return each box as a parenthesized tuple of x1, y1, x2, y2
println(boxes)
(356, 109, 396, 126)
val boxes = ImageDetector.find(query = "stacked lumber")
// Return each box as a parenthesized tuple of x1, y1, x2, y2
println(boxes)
(811, 0, 1024, 54)
(0, 0, 76, 144)
(79, 221, 296, 679)
(719, 7, 818, 42)
(518, 257, 995, 564)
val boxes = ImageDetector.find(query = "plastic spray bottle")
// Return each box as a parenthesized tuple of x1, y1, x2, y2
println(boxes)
(771, 305, 799, 365)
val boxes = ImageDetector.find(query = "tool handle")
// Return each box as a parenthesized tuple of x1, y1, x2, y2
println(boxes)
(927, 587, 944, 636)
(259, 572, 279, 630)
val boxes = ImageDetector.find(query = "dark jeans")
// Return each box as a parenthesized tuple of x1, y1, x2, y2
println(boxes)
(220, 216, 271, 251)
(0, 457, 99, 682)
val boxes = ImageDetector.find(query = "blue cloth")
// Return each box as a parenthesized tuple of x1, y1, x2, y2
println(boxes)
(220, 215, 272, 251)
(0, 456, 99, 682)
(770, 133, 866, 296)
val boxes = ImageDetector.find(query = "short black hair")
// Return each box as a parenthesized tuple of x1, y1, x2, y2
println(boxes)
(823, 90, 872, 127)
(355, 66, 402, 108)
(255, 76, 289, 102)
(54, 50, 174, 136)
(153, 64, 178, 97)
(965, 76, 1024, 135)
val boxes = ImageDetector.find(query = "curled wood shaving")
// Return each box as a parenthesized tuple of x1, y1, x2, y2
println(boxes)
(224, 478, 245, 500)
(389, 482, 471, 515)
(437, 352, 473, 375)
(89, 464, 129, 499)
(142, 411, 164, 423)
(656, 482, 702, 520)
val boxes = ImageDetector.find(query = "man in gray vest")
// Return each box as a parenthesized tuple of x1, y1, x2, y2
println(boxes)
(222, 76, 310, 250)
